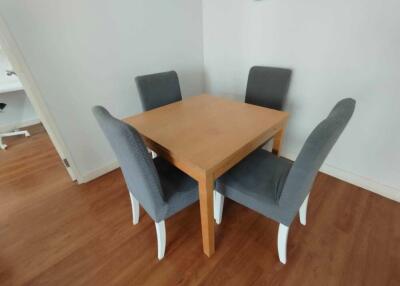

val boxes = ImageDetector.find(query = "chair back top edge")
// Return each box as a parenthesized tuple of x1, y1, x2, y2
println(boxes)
(135, 70, 182, 111)
(245, 66, 293, 110)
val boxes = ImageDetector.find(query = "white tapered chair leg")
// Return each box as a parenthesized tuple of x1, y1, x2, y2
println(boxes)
(155, 221, 166, 260)
(214, 191, 224, 224)
(128, 193, 140, 225)
(146, 148, 157, 159)
(278, 224, 289, 264)
(299, 194, 309, 226)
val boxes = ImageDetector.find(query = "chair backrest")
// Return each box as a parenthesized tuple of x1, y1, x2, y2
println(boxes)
(245, 66, 292, 110)
(92, 106, 167, 221)
(135, 71, 182, 111)
(279, 98, 356, 219)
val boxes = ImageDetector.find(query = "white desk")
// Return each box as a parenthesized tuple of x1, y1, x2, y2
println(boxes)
(0, 80, 23, 94)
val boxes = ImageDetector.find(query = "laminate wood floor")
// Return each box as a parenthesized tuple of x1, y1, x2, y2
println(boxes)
(0, 127, 399, 285)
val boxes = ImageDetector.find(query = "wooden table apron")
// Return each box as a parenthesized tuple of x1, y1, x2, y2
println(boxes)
(124, 94, 288, 257)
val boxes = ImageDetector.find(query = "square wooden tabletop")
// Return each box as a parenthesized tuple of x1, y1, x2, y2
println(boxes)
(125, 94, 289, 181)
(124, 94, 289, 257)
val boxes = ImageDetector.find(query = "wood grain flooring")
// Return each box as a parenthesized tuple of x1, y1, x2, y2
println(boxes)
(0, 126, 399, 285)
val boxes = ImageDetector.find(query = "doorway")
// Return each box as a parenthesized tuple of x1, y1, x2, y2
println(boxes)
(0, 16, 78, 181)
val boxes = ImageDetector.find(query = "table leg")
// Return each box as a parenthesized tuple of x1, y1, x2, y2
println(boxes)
(272, 128, 285, 157)
(198, 175, 215, 257)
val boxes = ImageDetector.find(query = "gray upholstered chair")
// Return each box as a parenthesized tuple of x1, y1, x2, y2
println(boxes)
(214, 98, 355, 264)
(135, 71, 182, 158)
(135, 70, 182, 111)
(92, 106, 198, 260)
(245, 66, 292, 110)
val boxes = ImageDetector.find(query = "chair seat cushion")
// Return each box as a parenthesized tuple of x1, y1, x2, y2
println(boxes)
(154, 157, 198, 219)
(216, 149, 292, 224)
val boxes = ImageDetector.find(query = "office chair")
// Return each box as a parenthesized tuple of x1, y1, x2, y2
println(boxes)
(0, 103, 30, 150)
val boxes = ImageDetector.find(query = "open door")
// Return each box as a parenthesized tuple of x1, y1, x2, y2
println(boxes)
(0, 16, 79, 181)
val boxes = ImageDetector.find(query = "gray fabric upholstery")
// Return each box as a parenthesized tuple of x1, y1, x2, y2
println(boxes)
(216, 98, 356, 226)
(216, 149, 293, 223)
(135, 71, 182, 111)
(245, 66, 292, 110)
(153, 157, 198, 219)
(92, 106, 198, 222)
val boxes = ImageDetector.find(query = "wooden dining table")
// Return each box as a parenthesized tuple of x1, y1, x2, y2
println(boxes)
(124, 94, 289, 257)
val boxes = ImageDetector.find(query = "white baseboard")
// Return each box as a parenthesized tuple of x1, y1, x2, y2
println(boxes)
(78, 160, 120, 184)
(0, 118, 40, 133)
(283, 152, 400, 203)
(79, 152, 400, 203)
(319, 163, 400, 202)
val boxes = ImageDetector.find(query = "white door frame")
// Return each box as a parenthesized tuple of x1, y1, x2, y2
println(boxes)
(0, 15, 80, 181)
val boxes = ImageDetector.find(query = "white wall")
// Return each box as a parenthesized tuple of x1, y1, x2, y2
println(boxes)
(203, 0, 400, 200)
(1, 0, 399, 201)
(0, 90, 39, 132)
(0, 0, 204, 181)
